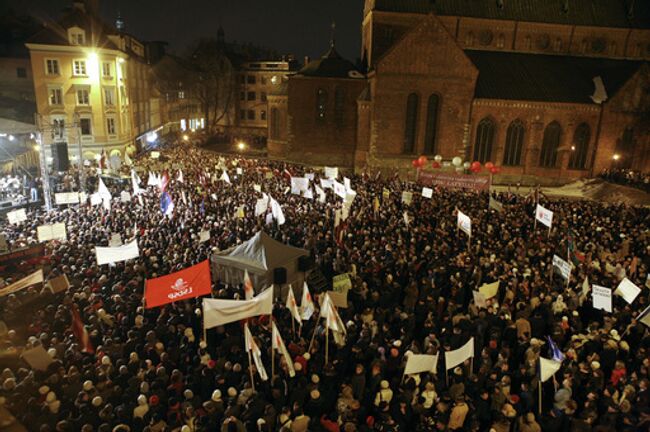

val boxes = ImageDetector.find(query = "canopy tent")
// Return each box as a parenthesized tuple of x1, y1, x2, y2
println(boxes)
(0, 118, 37, 135)
(211, 231, 308, 297)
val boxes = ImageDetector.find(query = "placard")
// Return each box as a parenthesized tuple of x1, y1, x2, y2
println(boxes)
(55, 192, 80, 205)
(401, 191, 413, 205)
(47, 274, 71, 294)
(552, 255, 571, 280)
(21, 346, 54, 371)
(614, 278, 641, 304)
(120, 191, 132, 203)
(332, 273, 352, 294)
(421, 187, 433, 199)
(37, 223, 67, 242)
(199, 230, 210, 243)
(457, 210, 471, 236)
(592, 285, 612, 312)
(7, 208, 27, 225)
(324, 166, 338, 179)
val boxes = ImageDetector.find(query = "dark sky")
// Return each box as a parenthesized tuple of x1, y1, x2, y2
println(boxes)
(7, 0, 364, 61)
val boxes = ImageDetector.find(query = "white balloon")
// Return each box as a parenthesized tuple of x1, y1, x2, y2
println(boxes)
(463, 162, 471, 169)
(434, 155, 443, 163)
(452, 157, 462, 167)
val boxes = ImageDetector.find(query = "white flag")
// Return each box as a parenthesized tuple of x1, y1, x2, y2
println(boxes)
(255, 194, 269, 217)
(315, 185, 326, 203)
(540, 357, 562, 382)
(203, 287, 274, 329)
(220, 170, 231, 184)
(243, 269, 254, 300)
(270, 197, 285, 225)
(147, 172, 157, 186)
(98, 177, 112, 202)
(535, 204, 553, 228)
(131, 170, 143, 195)
(244, 323, 268, 381)
(457, 210, 471, 237)
(403, 354, 439, 376)
(177, 170, 184, 183)
(286, 285, 302, 324)
(320, 293, 346, 334)
(272, 321, 295, 377)
(301, 282, 315, 320)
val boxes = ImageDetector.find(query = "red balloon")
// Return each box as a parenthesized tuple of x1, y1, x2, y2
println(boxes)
(485, 162, 494, 170)
(470, 166, 480, 173)
(418, 155, 428, 165)
(412, 159, 420, 168)
(431, 161, 441, 169)
(490, 166, 501, 174)
(471, 161, 482, 171)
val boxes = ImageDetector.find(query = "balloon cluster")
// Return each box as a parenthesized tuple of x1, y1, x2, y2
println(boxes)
(411, 155, 502, 174)
(411, 155, 428, 168)
(469, 161, 501, 174)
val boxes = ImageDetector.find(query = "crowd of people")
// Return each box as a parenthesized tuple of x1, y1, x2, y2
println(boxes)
(599, 169, 650, 193)
(0, 138, 648, 432)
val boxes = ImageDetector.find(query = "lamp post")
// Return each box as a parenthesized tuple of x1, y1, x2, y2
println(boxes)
(73, 112, 86, 192)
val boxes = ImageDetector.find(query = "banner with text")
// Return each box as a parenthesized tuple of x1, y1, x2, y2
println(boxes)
(419, 172, 490, 191)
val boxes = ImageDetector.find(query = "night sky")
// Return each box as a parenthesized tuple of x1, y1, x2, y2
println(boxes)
(6, 0, 363, 61)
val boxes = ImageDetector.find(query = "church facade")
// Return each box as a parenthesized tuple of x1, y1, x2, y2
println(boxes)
(268, 0, 650, 181)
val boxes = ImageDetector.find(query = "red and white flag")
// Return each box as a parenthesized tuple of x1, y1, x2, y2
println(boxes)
(243, 269, 254, 300)
(300, 282, 315, 320)
(286, 284, 301, 324)
(160, 171, 170, 193)
(272, 321, 295, 377)
(244, 323, 268, 381)
(70, 304, 94, 354)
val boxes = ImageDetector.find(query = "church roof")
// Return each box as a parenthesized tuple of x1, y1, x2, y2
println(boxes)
(466, 50, 644, 103)
(372, 0, 650, 29)
(297, 45, 364, 79)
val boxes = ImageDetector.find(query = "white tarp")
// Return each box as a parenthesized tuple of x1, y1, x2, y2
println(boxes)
(535, 204, 553, 228)
(614, 278, 641, 304)
(203, 286, 273, 329)
(457, 210, 471, 237)
(445, 337, 474, 370)
(95, 239, 139, 265)
(404, 354, 439, 376)
(592, 285, 612, 312)
(37, 223, 67, 242)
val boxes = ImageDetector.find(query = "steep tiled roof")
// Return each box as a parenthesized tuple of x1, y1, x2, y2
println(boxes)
(465, 50, 644, 103)
(297, 46, 364, 79)
(372, 0, 650, 29)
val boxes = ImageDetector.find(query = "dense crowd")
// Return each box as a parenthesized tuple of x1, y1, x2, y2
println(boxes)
(0, 140, 648, 432)
(599, 169, 650, 193)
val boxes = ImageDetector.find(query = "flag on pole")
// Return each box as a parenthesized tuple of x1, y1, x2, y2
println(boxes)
(160, 172, 170, 193)
(160, 191, 174, 217)
(637, 304, 650, 328)
(177, 169, 184, 183)
(286, 285, 301, 324)
(70, 304, 94, 354)
(567, 229, 585, 266)
(579, 277, 590, 305)
(243, 269, 254, 300)
(98, 177, 111, 201)
(301, 282, 315, 320)
(539, 357, 561, 382)
(546, 336, 565, 362)
(131, 170, 143, 196)
(270, 197, 285, 225)
(220, 170, 231, 184)
(272, 321, 295, 377)
(320, 293, 346, 334)
(244, 323, 268, 381)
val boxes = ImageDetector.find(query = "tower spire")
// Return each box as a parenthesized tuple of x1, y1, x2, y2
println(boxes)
(330, 21, 336, 49)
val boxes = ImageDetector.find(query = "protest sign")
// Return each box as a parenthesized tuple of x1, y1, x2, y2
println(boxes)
(592, 285, 612, 312)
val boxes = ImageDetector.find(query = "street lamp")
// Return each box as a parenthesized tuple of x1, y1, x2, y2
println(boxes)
(612, 154, 620, 161)
(237, 141, 246, 151)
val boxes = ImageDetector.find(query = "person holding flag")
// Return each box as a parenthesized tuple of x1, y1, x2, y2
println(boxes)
(272, 321, 295, 378)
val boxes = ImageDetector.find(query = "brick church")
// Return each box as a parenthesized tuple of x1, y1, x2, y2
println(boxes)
(268, 0, 650, 180)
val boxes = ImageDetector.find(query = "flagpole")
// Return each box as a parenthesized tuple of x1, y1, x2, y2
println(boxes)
(325, 326, 329, 365)
(247, 349, 256, 392)
(308, 320, 318, 354)
(291, 314, 296, 339)
(538, 381, 542, 414)
(202, 302, 207, 344)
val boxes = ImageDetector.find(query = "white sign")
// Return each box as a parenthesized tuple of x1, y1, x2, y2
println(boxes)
(421, 187, 433, 199)
(592, 285, 612, 312)
(343, 177, 351, 191)
(253, 184, 261, 193)
(404, 354, 439, 376)
(150, 151, 160, 159)
(324, 166, 338, 179)
(7, 208, 27, 225)
(552, 255, 571, 280)
(55, 192, 80, 205)
(535, 204, 553, 228)
(320, 179, 333, 189)
(401, 191, 413, 205)
(473, 290, 487, 308)
(333, 181, 347, 199)
(290, 177, 309, 195)
(457, 210, 471, 237)
(95, 239, 139, 265)
(305, 173, 315, 181)
(199, 230, 210, 243)
(614, 278, 641, 304)
(37, 223, 67, 242)
(120, 191, 132, 203)
(445, 337, 475, 370)
(236, 167, 243, 175)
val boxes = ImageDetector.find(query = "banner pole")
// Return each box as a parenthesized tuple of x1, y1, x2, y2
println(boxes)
(325, 327, 329, 365)
(538, 381, 542, 414)
(291, 315, 295, 339)
(271, 349, 275, 380)
(247, 349, 256, 392)
(308, 320, 318, 354)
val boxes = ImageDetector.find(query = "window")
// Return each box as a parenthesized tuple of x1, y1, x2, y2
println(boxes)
(106, 117, 116, 135)
(335, 86, 345, 125)
(247, 91, 256, 101)
(261, 110, 267, 121)
(45, 59, 60, 75)
(261, 92, 267, 102)
(568, 123, 590, 170)
(69, 30, 85, 45)
(316, 88, 327, 120)
(503, 119, 525, 166)
(423, 94, 439, 154)
(247, 75, 256, 84)
(539, 121, 561, 168)
(247, 110, 255, 120)
(76, 88, 90, 105)
(52, 119, 65, 140)
(102, 62, 112, 78)
(48, 87, 63, 105)
(103, 87, 116, 106)
(16, 67, 26, 78)
(178, 91, 185, 99)
(73, 60, 87, 76)
(79, 118, 91, 135)
(240, 91, 245, 101)
(270, 107, 280, 139)
(239, 109, 246, 120)
(404, 93, 419, 153)
(473, 117, 495, 163)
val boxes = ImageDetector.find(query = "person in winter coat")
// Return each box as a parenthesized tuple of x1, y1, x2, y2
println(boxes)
(447, 396, 469, 431)
(518, 412, 542, 432)
(374, 381, 393, 407)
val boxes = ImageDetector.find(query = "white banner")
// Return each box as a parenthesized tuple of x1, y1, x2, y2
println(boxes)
(37, 223, 67, 242)
(203, 287, 274, 329)
(540, 357, 562, 382)
(55, 192, 80, 205)
(445, 337, 474, 370)
(552, 255, 571, 280)
(614, 278, 641, 304)
(457, 210, 471, 237)
(95, 239, 139, 265)
(421, 187, 433, 199)
(404, 354, 439, 376)
(120, 191, 132, 203)
(333, 181, 347, 199)
(0, 269, 44, 297)
(7, 208, 26, 225)
(535, 204, 553, 228)
(324, 166, 338, 179)
(290, 177, 309, 195)
(343, 177, 351, 191)
(592, 285, 612, 312)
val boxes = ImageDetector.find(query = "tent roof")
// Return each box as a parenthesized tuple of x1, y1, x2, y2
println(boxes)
(0, 117, 37, 134)
(212, 231, 308, 273)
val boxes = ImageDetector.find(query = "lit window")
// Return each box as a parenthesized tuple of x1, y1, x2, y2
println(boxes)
(70, 30, 85, 45)
(106, 117, 116, 135)
(48, 88, 63, 105)
(46, 59, 60, 75)
(76, 88, 90, 105)
(79, 118, 92, 135)
(178, 91, 185, 99)
(73, 60, 87, 76)
(102, 62, 112, 77)
(103, 87, 115, 106)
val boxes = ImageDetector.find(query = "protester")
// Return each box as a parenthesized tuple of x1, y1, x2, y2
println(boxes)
(0, 138, 648, 432)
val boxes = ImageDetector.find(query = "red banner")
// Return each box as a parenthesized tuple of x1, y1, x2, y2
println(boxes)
(419, 172, 490, 191)
(145, 260, 212, 308)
